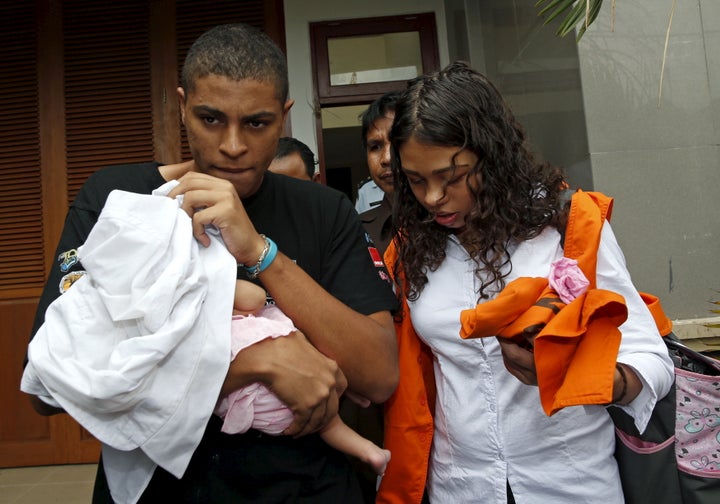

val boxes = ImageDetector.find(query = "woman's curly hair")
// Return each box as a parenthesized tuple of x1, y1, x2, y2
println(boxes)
(390, 61, 568, 303)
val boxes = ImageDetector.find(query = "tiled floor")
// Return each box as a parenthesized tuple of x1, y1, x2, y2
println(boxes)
(0, 464, 96, 504)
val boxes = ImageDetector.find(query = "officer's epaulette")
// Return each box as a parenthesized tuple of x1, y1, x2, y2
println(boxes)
(357, 176, 372, 189)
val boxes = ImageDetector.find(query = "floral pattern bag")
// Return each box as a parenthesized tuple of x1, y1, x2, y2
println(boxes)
(608, 335, 720, 504)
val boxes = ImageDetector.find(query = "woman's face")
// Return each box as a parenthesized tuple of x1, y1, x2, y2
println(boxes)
(398, 137, 478, 231)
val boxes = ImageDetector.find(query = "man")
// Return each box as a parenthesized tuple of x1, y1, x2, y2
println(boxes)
(354, 93, 399, 215)
(25, 24, 398, 503)
(269, 136, 320, 181)
(358, 91, 400, 255)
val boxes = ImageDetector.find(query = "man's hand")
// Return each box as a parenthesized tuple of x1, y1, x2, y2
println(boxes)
(167, 171, 265, 265)
(223, 331, 347, 437)
(497, 337, 538, 386)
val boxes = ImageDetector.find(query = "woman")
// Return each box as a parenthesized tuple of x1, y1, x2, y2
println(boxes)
(377, 62, 674, 504)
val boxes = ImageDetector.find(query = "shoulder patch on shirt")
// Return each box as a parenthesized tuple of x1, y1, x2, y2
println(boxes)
(58, 249, 79, 272)
(59, 270, 86, 294)
(367, 246, 384, 268)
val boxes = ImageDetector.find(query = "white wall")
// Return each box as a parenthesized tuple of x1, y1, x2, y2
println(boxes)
(282, 0, 450, 157)
(577, 0, 720, 323)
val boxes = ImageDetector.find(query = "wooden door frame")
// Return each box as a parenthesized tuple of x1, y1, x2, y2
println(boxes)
(308, 12, 439, 187)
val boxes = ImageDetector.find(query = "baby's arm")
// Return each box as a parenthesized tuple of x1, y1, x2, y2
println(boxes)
(233, 279, 267, 315)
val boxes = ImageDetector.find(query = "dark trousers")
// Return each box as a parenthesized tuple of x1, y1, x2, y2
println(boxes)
(93, 416, 363, 504)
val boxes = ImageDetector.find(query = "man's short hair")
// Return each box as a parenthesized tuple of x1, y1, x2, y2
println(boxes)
(181, 23, 289, 102)
(275, 137, 316, 179)
(360, 90, 402, 150)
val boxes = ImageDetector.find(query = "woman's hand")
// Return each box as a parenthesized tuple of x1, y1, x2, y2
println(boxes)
(497, 337, 538, 385)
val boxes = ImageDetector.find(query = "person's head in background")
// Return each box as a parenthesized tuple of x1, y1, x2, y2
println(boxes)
(269, 137, 319, 182)
(360, 91, 402, 197)
(177, 23, 293, 199)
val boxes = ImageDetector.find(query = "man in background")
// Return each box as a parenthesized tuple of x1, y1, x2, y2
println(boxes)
(357, 91, 399, 255)
(269, 136, 320, 182)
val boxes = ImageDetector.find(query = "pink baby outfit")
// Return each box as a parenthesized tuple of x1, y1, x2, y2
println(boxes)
(214, 305, 296, 435)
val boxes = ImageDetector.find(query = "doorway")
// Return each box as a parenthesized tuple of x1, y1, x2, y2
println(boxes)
(309, 13, 440, 202)
(320, 105, 367, 202)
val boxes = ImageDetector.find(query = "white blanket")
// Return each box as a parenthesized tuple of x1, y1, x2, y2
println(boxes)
(21, 181, 236, 504)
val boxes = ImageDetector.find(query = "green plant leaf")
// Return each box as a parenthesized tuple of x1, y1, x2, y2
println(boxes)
(536, 0, 573, 18)
(557, 1, 586, 32)
(535, 0, 605, 40)
(557, 1, 592, 37)
(538, 0, 577, 26)
(575, 0, 605, 40)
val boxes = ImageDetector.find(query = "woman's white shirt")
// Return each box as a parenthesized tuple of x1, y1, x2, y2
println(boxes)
(406, 223, 673, 503)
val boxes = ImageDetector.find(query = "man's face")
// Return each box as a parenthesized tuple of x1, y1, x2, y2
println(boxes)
(365, 113, 395, 195)
(269, 152, 312, 181)
(178, 75, 293, 199)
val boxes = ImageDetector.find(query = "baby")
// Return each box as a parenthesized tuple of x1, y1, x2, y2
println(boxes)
(214, 279, 391, 476)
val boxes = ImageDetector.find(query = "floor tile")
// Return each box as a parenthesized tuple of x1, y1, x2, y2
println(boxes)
(0, 465, 97, 504)
(0, 485, 32, 504)
(11, 482, 94, 504)
(43, 464, 96, 483)
(0, 466, 54, 486)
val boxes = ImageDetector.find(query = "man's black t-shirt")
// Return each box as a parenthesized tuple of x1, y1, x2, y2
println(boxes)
(29, 162, 397, 503)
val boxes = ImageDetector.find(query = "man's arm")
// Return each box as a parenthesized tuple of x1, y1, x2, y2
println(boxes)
(169, 172, 398, 431)
(256, 251, 397, 403)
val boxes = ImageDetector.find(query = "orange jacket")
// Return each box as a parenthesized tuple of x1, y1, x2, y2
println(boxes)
(377, 238, 435, 504)
(458, 274, 628, 415)
(377, 190, 673, 503)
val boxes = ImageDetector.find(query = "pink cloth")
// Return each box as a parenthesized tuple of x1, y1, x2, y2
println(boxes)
(548, 257, 590, 304)
(214, 305, 296, 435)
